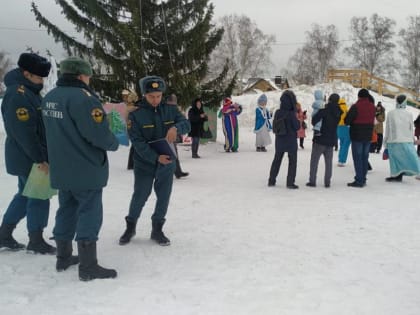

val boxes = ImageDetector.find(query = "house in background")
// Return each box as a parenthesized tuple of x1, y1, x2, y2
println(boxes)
(241, 76, 289, 94)
(242, 77, 279, 94)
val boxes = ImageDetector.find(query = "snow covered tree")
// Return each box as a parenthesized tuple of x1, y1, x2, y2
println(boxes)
(399, 15, 420, 95)
(0, 51, 13, 94)
(345, 14, 396, 77)
(208, 14, 275, 83)
(31, 0, 234, 107)
(288, 24, 339, 85)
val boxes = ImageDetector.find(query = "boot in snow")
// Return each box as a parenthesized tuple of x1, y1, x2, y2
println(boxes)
(151, 221, 170, 246)
(119, 216, 137, 245)
(0, 223, 25, 251)
(56, 240, 79, 271)
(27, 231, 56, 254)
(78, 241, 117, 281)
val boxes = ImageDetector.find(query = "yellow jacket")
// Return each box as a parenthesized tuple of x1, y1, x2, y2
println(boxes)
(338, 98, 348, 126)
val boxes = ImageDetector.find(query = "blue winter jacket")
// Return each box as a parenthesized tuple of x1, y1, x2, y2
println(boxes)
(1, 68, 47, 176)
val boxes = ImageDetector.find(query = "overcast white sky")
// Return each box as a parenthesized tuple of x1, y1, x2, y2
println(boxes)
(0, 0, 417, 75)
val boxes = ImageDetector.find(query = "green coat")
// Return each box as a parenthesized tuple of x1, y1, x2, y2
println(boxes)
(128, 98, 190, 174)
(42, 76, 119, 190)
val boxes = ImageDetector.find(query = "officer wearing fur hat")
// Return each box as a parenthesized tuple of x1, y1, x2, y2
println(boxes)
(0, 52, 56, 254)
(42, 57, 119, 281)
(119, 76, 190, 246)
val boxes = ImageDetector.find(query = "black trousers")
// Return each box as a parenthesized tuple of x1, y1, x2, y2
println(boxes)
(269, 151, 297, 186)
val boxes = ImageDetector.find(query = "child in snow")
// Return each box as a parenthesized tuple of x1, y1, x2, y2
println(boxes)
(254, 94, 272, 152)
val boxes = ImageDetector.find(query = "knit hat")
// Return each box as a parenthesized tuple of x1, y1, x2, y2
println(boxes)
(258, 94, 267, 105)
(60, 57, 93, 76)
(328, 93, 340, 103)
(17, 52, 51, 77)
(396, 94, 407, 105)
(396, 94, 407, 108)
(139, 76, 166, 95)
(357, 88, 370, 98)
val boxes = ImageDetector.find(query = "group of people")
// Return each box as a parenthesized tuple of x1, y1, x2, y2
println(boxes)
(266, 88, 420, 188)
(1, 52, 419, 283)
(0, 52, 190, 282)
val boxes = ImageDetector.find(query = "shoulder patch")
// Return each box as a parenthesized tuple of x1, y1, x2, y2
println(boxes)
(91, 108, 104, 123)
(82, 89, 92, 97)
(17, 85, 25, 94)
(127, 119, 132, 130)
(16, 107, 30, 121)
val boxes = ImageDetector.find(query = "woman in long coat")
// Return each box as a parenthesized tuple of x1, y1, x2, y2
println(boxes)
(268, 90, 300, 189)
(383, 94, 420, 182)
(219, 97, 242, 152)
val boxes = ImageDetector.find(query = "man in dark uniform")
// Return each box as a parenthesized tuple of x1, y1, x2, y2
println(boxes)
(119, 76, 190, 246)
(0, 52, 56, 254)
(42, 57, 119, 281)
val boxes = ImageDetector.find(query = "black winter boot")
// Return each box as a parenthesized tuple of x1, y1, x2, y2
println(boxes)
(56, 240, 79, 272)
(0, 223, 25, 251)
(119, 216, 137, 245)
(151, 221, 170, 246)
(78, 241, 117, 281)
(27, 231, 56, 254)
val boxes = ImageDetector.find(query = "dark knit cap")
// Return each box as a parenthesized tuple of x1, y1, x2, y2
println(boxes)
(357, 88, 370, 98)
(328, 93, 340, 103)
(396, 94, 407, 104)
(139, 76, 166, 95)
(18, 53, 51, 77)
(60, 57, 93, 76)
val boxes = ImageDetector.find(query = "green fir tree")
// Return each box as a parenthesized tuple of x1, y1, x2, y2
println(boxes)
(31, 0, 235, 107)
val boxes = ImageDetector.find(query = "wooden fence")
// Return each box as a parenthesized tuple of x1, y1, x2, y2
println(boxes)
(326, 69, 420, 108)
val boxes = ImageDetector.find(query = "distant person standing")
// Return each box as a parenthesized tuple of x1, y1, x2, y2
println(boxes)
(42, 57, 119, 280)
(0, 52, 56, 254)
(188, 97, 208, 158)
(119, 76, 190, 246)
(336, 98, 350, 166)
(296, 102, 307, 149)
(383, 94, 420, 182)
(414, 114, 420, 157)
(167, 94, 189, 178)
(344, 88, 375, 187)
(268, 90, 300, 189)
(219, 97, 242, 152)
(373, 102, 385, 153)
(254, 94, 272, 152)
(306, 94, 342, 188)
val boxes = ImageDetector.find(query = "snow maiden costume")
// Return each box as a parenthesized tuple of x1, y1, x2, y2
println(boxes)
(383, 94, 420, 182)
(219, 97, 242, 152)
(254, 94, 272, 151)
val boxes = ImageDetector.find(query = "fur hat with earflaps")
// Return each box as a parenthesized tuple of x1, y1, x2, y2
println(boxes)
(18, 52, 51, 77)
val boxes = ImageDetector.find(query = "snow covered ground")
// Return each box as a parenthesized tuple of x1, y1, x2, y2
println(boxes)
(1, 84, 420, 315)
